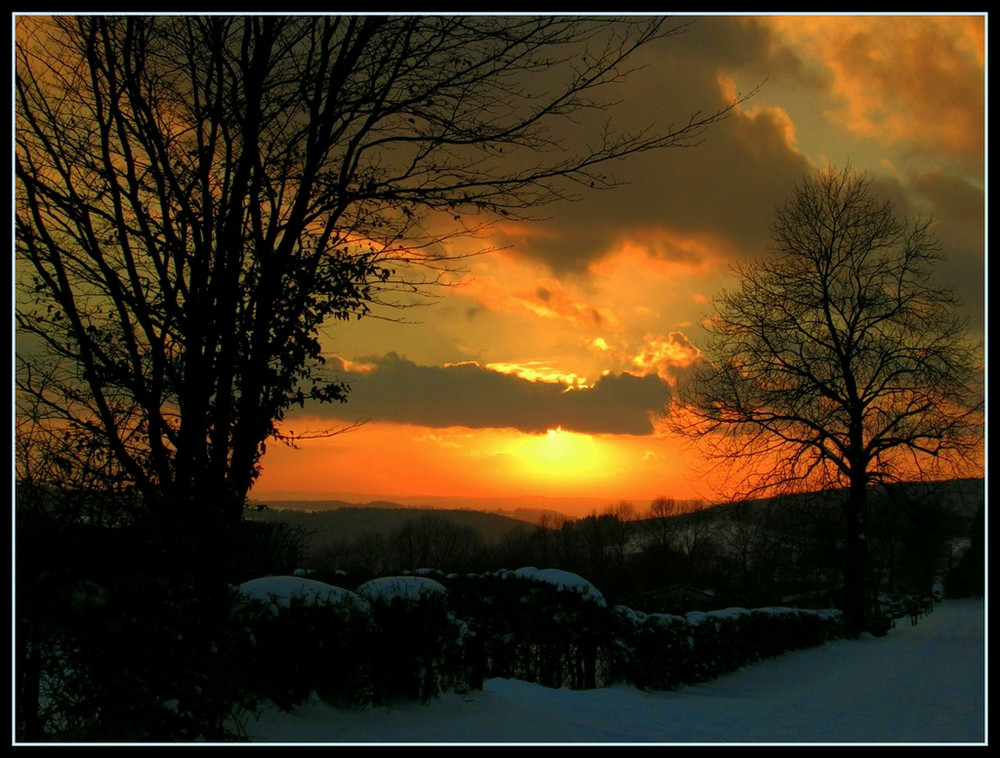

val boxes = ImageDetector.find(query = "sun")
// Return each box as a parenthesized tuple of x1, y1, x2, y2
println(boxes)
(537, 427, 590, 466)
(495, 426, 609, 493)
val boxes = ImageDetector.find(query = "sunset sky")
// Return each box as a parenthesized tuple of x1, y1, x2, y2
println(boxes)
(250, 13, 986, 514)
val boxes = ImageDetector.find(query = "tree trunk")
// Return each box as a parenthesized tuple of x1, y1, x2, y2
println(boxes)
(843, 474, 870, 637)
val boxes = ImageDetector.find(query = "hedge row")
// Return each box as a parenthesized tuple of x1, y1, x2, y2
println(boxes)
(237, 568, 844, 712)
(611, 605, 843, 690)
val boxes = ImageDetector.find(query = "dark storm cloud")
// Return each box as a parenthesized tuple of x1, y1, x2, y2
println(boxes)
(312, 353, 669, 435)
(862, 170, 985, 339)
(492, 16, 813, 274)
(907, 171, 986, 337)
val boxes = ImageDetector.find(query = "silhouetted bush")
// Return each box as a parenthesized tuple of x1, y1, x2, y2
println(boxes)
(238, 586, 376, 711)
(609, 608, 690, 690)
(358, 575, 471, 703)
(446, 568, 612, 690)
(16, 513, 258, 742)
(611, 603, 843, 692)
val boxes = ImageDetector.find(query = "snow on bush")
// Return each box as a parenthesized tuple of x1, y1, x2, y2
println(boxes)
(237, 575, 369, 614)
(231, 569, 845, 711)
(611, 602, 844, 691)
(357, 576, 468, 703)
(512, 566, 606, 605)
(357, 575, 447, 603)
(236, 577, 376, 710)
(443, 569, 612, 690)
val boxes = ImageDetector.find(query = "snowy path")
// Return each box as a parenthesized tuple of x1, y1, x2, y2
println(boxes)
(245, 598, 986, 744)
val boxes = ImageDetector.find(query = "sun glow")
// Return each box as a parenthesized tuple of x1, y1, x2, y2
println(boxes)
(499, 426, 613, 492)
(252, 418, 707, 511)
(539, 426, 593, 465)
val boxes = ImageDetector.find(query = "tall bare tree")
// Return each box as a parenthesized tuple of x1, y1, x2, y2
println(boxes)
(672, 166, 984, 635)
(15, 15, 744, 578)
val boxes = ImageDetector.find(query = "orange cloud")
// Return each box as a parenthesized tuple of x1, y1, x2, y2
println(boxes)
(631, 332, 703, 382)
(766, 16, 984, 166)
(602, 228, 738, 272)
(337, 357, 379, 374)
(720, 75, 802, 156)
(457, 253, 626, 333)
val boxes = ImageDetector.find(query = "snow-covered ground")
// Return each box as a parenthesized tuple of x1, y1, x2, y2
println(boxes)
(243, 597, 986, 745)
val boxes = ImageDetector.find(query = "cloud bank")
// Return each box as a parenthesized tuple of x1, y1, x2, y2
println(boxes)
(313, 353, 669, 436)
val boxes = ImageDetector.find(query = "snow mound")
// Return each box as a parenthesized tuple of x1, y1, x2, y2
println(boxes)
(715, 607, 751, 620)
(357, 575, 448, 602)
(514, 566, 606, 605)
(614, 606, 686, 627)
(238, 576, 369, 612)
(615, 604, 647, 624)
(685, 607, 751, 626)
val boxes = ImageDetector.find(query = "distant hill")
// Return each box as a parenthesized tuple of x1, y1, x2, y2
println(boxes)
(243, 505, 533, 548)
(700, 477, 984, 522)
(247, 493, 713, 523)
(247, 499, 406, 513)
(247, 496, 572, 525)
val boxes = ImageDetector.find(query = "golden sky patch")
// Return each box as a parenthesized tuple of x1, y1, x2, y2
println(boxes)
(252, 418, 708, 511)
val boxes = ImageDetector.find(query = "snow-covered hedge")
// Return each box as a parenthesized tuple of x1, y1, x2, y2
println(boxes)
(239, 575, 369, 614)
(608, 608, 690, 690)
(236, 576, 377, 710)
(359, 573, 471, 703)
(235, 569, 845, 712)
(446, 568, 613, 690)
(612, 604, 844, 690)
